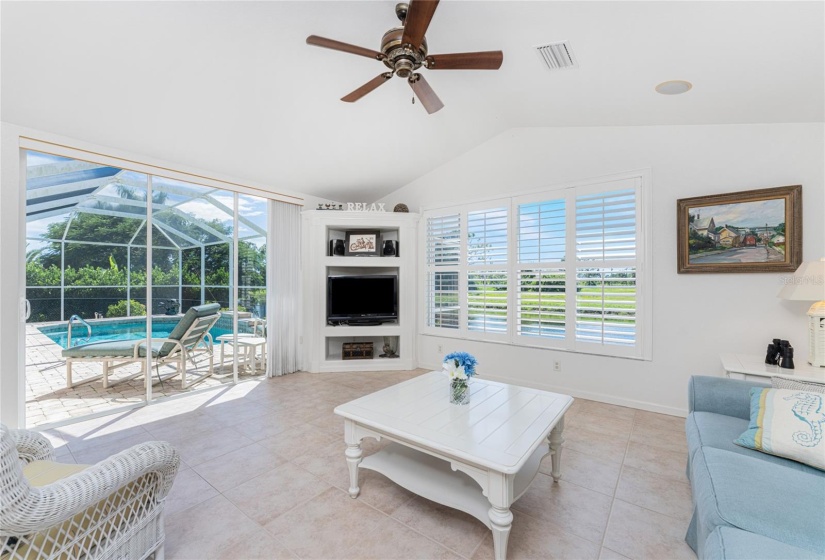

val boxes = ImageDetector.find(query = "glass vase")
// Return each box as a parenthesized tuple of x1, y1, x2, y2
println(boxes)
(449, 379, 470, 405)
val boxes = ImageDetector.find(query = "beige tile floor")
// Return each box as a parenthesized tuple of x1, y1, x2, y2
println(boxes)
(42, 369, 696, 560)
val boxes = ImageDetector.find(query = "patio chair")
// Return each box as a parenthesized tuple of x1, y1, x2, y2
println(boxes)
(63, 303, 221, 390)
(0, 423, 180, 560)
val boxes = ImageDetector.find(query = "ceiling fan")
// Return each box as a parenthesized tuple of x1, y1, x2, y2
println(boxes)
(306, 0, 503, 114)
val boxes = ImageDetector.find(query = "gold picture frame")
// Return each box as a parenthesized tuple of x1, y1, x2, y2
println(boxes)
(677, 185, 802, 273)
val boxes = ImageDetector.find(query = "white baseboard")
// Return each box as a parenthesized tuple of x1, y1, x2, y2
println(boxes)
(418, 362, 687, 418)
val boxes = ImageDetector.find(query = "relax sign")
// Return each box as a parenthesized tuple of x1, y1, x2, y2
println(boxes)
(316, 202, 388, 211)
(346, 203, 386, 211)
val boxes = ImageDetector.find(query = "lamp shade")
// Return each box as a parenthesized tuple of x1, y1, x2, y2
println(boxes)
(777, 258, 825, 301)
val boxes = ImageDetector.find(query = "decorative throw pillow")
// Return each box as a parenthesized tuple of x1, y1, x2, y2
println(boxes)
(771, 376, 825, 394)
(734, 388, 825, 471)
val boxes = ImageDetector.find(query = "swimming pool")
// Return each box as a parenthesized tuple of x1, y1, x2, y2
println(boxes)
(38, 318, 234, 349)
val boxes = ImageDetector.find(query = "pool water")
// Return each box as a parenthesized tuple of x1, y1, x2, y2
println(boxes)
(38, 318, 233, 349)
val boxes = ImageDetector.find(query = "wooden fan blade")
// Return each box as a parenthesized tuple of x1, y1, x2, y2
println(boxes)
(341, 73, 393, 103)
(426, 51, 503, 70)
(401, 0, 439, 49)
(408, 73, 444, 114)
(306, 35, 384, 60)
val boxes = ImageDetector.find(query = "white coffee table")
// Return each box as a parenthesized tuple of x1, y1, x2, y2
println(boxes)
(334, 371, 573, 560)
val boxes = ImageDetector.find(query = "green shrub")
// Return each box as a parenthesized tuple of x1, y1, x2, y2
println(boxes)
(106, 299, 147, 318)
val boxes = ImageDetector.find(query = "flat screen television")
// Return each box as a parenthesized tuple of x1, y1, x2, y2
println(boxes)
(327, 275, 398, 325)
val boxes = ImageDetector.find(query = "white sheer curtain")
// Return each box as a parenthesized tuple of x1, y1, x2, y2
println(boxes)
(266, 201, 302, 376)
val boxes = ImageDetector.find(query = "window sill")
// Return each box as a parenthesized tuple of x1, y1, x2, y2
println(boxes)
(419, 331, 651, 362)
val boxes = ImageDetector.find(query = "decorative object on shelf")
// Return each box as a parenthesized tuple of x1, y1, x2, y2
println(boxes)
(329, 239, 346, 256)
(443, 351, 478, 405)
(317, 203, 345, 211)
(765, 338, 794, 368)
(380, 336, 399, 358)
(778, 258, 825, 367)
(382, 240, 397, 256)
(345, 230, 380, 256)
(776, 340, 795, 369)
(765, 338, 782, 365)
(676, 185, 802, 273)
(393, 203, 409, 213)
(342, 342, 374, 360)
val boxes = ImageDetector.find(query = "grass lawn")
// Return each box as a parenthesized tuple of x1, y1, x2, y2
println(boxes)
(435, 286, 636, 325)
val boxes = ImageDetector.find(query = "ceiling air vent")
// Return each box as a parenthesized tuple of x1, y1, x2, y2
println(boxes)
(534, 41, 578, 70)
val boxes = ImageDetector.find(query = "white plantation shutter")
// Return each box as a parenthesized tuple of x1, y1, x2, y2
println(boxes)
(421, 173, 648, 359)
(467, 208, 508, 265)
(467, 207, 508, 337)
(427, 271, 459, 328)
(467, 271, 508, 333)
(575, 268, 637, 346)
(574, 185, 640, 353)
(576, 188, 636, 261)
(517, 269, 565, 339)
(427, 214, 461, 266)
(516, 198, 566, 344)
(517, 200, 566, 263)
(425, 213, 460, 329)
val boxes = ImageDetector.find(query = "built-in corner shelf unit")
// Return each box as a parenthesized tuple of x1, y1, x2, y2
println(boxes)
(302, 210, 419, 373)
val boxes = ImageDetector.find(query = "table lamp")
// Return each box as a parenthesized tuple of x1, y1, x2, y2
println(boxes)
(778, 258, 825, 366)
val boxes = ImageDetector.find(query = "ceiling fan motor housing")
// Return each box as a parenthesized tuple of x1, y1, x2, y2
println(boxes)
(381, 27, 428, 78)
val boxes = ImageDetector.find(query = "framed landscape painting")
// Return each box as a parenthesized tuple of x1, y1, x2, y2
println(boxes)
(677, 185, 802, 273)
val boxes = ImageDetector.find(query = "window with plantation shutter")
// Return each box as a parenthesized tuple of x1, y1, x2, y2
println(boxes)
(467, 207, 508, 336)
(516, 198, 566, 344)
(425, 213, 460, 329)
(421, 172, 649, 360)
(427, 213, 461, 266)
(575, 188, 638, 351)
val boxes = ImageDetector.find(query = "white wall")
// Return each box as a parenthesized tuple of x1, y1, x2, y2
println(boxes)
(0, 122, 332, 428)
(379, 123, 825, 416)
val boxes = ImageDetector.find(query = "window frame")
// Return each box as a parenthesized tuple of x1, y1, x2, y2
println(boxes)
(419, 170, 652, 361)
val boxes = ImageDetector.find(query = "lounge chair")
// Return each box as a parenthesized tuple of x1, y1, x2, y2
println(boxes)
(62, 303, 221, 390)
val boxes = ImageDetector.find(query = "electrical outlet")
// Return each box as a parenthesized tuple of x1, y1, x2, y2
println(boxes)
(553, 360, 561, 372)
(437, 344, 443, 353)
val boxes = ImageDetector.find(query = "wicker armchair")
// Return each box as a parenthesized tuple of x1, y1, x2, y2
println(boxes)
(1, 424, 180, 560)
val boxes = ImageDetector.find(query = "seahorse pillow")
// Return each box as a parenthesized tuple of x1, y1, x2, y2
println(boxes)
(735, 388, 825, 471)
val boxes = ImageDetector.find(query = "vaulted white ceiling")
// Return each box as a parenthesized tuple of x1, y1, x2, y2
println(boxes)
(2, 1, 822, 202)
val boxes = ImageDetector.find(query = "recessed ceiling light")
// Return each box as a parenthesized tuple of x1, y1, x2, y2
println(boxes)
(655, 80, 692, 95)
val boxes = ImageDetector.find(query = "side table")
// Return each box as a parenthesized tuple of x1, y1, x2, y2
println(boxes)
(216, 334, 267, 373)
(720, 353, 825, 384)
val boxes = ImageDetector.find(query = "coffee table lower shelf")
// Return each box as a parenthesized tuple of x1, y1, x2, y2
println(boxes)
(360, 441, 549, 529)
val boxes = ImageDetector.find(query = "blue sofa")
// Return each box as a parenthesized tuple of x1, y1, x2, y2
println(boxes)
(685, 376, 825, 559)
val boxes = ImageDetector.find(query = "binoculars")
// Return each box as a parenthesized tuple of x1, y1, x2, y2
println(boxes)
(765, 338, 794, 369)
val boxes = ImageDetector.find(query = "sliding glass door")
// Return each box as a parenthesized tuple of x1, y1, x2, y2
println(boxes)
(24, 150, 268, 427)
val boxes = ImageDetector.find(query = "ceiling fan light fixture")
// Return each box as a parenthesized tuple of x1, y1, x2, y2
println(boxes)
(655, 80, 693, 95)
(306, 0, 502, 113)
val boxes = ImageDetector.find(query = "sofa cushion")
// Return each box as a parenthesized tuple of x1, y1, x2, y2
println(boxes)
(690, 446, 825, 557)
(704, 527, 822, 560)
(160, 302, 220, 356)
(734, 388, 825, 471)
(62, 340, 166, 359)
(22, 459, 89, 486)
(686, 412, 820, 476)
